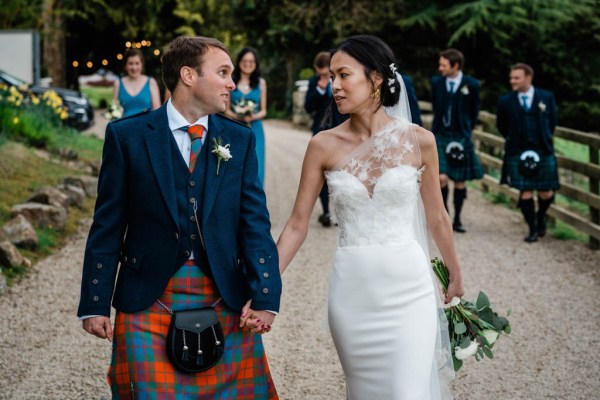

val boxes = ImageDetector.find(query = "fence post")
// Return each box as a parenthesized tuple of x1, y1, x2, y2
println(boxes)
(589, 139, 599, 249)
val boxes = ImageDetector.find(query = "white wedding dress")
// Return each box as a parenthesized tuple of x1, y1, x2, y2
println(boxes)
(325, 117, 454, 400)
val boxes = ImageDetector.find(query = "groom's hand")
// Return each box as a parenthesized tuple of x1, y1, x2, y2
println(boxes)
(82, 316, 113, 342)
(240, 300, 275, 334)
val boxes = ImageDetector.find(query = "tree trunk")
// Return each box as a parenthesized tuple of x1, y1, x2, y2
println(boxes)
(42, 0, 66, 88)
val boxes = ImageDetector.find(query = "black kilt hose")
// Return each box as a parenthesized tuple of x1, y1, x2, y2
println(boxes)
(436, 132, 484, 182)
(501, 152, 560, 191)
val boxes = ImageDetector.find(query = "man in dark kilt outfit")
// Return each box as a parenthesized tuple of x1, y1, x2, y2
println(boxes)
(77, 36, 282, 398)
(497, 63, 559, 242)
(431, 48, 484, 233)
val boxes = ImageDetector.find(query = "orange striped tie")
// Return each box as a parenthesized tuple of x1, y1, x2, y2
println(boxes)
(186, 124, 205, 172)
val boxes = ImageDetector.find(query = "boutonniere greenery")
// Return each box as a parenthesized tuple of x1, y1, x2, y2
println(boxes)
(211, 137, 232, 176)
(538, 102, 546, 112)
(461, 85, 470, 95)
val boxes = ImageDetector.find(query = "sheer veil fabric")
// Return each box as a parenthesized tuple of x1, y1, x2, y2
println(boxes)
(324, 72, 454, 399)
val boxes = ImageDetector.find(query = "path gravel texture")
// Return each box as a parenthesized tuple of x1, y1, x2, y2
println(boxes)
(0, 119, 598, 399)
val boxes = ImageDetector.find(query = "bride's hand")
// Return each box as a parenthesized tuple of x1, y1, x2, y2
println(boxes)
(445, 277, 465, 304)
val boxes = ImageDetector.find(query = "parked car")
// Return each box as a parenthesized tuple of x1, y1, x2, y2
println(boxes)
(0, 69, 94, 130)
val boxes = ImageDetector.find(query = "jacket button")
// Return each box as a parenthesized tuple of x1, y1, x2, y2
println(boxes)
(96, 263, 103, 269)
(190, 215, 196, 222)
(131, 258, 136, 264)
(237, 258, 241, 265)
(263, 272, 269, 278)
(189, 180, 196, 187)
(184, 250, 191, 258)
(93, 296, 99, 302)
(174, 233, 179, 240)
(122, 256, 128, 262)
(259, 258, 265, 264)
(262, 288, 269, 294)
(92, 279, 99, 284)
(190, 234, 197, 240)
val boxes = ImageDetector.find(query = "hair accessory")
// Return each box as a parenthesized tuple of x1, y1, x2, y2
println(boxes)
(388, 63, 398, 93)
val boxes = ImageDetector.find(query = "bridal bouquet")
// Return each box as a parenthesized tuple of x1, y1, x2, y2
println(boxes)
(431, 258, 512, 371)
(104, 103, 123, 120)
(232, 99, 256, 121)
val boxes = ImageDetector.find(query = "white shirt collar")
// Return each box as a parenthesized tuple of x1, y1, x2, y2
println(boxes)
(446, 71, 463, 92)
(518, 85, 535, 98)
(166, 98, 209, 133)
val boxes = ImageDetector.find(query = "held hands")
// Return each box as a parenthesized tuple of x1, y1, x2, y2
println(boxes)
(82, 316, 113, 342)
(239, 300, 275, 334)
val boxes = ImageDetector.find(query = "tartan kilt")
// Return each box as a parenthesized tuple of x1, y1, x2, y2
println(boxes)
(107, 261, 278, 399)
(435, 133, 484, 182)
(502, 152, 560, 191)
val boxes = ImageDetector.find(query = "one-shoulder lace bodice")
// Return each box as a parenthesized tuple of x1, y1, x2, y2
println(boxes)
(326, 165, 422, 247)
(324, 118, 424, 248)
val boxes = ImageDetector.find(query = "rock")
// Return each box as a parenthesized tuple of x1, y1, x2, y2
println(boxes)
(63, 176, 98, 197)
(2, 214, 38, 249)
(87, 159, 102, 177)
(11, 202, 68, 230)
(27, 186, 70, 209)
(0, 269, 6, 295)
(22, 257, 32, 268)
(57, 183, 86, 208)
(0, 240, 25, 268)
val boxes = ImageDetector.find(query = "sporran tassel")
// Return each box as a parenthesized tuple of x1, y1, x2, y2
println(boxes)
(182, 330, 189, 361)
(196, 333, 204, 366)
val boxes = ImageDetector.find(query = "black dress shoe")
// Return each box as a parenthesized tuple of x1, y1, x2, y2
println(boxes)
(537, 221, 547, 238)
(452, 223, 466, 233)
(524, 232, 538, 242)
(318, 213, 332, 227)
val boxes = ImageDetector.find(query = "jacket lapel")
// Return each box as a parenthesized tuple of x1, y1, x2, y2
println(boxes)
(202, 114, 229, 225)
(144, 106, 178, 225)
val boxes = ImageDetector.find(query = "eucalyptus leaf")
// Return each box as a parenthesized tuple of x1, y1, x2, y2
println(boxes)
(476, 291, 490, 310)
(460, 336, 471, 348)
(504, 324, 512, 334)
(453, 356, 463, 372)
(482, 347, 494, 359)
(507, 308, 513, 317)
(455, 322, 467, 335)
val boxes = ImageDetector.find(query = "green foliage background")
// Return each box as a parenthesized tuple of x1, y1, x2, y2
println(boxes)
(2, 0, 598, 130)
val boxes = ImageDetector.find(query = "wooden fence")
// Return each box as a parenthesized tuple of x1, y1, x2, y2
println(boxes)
(419, 101, 600, 249)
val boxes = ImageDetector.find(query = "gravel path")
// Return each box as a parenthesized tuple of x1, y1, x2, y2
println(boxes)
(0, 119, 598, 399)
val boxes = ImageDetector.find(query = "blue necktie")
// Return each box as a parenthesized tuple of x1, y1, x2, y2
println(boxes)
(448, 81, 455, 94)
(521, 95, 529, 111)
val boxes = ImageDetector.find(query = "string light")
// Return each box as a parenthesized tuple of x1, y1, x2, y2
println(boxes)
(72, 61, 79, 68)
(153, 49, 160, 56)
(86, 61, 93, 68)
(141, 40, 147, 46)
(125, 41, 131, 48)
(102, 59, 108, 66)
(116, 53, 123, 60)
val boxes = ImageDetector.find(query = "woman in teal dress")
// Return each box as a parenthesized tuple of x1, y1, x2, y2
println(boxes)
(226, 47, 268, 185)
(112, 48, 161, 118)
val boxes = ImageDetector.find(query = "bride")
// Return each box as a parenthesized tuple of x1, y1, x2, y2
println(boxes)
(276, 35, 465, 399)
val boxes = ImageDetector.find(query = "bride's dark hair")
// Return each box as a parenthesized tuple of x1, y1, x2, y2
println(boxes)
(330, 35, 401, 107)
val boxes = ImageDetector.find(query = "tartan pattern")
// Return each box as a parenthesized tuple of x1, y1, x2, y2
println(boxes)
(504, 153, 560, 191)
(435, 133, 484, 182)
(187, 125, 205, 173)
(108, 261, 278, 399)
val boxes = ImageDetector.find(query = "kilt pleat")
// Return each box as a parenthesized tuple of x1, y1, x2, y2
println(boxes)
(107, 261, 278, 399)
(436, 133, 484, 182)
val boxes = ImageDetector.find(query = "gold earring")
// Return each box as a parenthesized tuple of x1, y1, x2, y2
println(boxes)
(371, 88, 380, 99)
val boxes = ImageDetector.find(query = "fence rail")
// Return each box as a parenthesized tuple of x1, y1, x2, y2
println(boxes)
(420, 102, 600, 249)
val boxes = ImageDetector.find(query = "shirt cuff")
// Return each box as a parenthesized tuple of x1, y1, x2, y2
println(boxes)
(79, 314, 101, 321)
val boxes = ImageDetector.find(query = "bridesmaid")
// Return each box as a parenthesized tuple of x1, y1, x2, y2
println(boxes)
(226, 47, 268, 185)
(113, 48, 161, 118)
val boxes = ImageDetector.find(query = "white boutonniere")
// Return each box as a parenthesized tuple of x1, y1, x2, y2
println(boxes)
(461, 85, 470, 95)
(538, 102, 546, 112)
(211, 137, 232, 176)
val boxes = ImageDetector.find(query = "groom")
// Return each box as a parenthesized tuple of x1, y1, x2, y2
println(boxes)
(77, 36, 281, 397)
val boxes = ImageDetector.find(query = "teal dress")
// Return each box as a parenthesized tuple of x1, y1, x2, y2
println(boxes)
(230, 86, 265, 185)
(118, 76, 152, 118)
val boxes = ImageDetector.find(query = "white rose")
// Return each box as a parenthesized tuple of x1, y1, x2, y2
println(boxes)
(443, 297, 461, 309)
(461, 86, 469, 95)
(538, 102, 546, 112)
(482, 329, 499, 345)
(217, 145, 232, 160)
(455, 340, 478, 360)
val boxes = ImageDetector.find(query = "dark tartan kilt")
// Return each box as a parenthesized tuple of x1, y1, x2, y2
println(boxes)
(502, 152, 560, 191)
(435, 133, 484, 182)
(108, 260, 278, 399)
